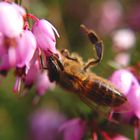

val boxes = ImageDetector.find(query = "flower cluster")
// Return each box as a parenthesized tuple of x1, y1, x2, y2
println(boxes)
(110, 69, 140, 139)
(29, 108, 130, 140)
(0, 1, 59, 95)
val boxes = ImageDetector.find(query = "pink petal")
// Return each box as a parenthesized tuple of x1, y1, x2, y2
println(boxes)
(127, 84, 140, 119)
(16, 30, 37, 67)
(59, 118, 86, 140)
(0, 2, 24, 37)
(110, 69, 138, 95)
(112, 134, 130, 140)
(32, 19, 59, 53)
(35, 71, 55, 96)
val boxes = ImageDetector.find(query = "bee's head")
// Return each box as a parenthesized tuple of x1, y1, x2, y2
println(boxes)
(46, 53, 64, 82)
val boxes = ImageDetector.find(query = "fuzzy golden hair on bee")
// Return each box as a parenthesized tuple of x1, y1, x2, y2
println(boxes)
(44, 25, 127, 114)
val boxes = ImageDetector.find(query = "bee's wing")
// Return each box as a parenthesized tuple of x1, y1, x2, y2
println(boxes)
(77, 92, 111, 117)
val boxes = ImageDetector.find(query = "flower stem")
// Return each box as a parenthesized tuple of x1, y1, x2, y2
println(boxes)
(92, 132, 98, 140)
(134, 127, 138, 140)
(26, 13, 39, 22)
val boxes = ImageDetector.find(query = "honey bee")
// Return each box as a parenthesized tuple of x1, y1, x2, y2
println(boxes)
(45, 25, 127, 111)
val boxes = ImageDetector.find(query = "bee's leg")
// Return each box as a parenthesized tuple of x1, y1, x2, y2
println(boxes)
(40, 55, 48, 70)
(83, 59, 100, 71)
(61, 49, 78, 62)
(81, 25, 103, 70)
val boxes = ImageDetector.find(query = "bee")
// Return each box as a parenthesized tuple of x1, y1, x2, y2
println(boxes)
(45, 25, 127, 111)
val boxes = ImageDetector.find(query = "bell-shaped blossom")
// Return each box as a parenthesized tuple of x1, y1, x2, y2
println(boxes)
(35, 71, 55, 96)
(13, 30, 36, 93)
(0, 35, 9, 70)
(112, 135, 130, 140)
(0, 2, 24, 37)
(110, 69, 140, 118)
(59, 118, 87, 140)
(16, 30, 37, 69)
(29, 109, 66, 140)
(127, 83, 140, 119)
(112, 29, 136, 51)
(11, 2, 26, 16)
(32, 19, 59, 54)
(110, 69, 138, 95)
(0, 35, 17, 68)
(0, 54, 10, 71)
(24, 61, 40, 87)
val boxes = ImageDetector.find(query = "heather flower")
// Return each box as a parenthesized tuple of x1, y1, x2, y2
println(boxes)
(110, 69, 140, 118)
(29, 109, 66, 140)
(0, 35, 10, 72)
(0, 54, 10, 73)
(112, 29, 136, 52)
(59, 118, 87, 140)
(35, 71, 55, 96)
(127, 83, 140, 119)
(0, 1, 24, 38)
(112, 134, 130, 140)
(24, 61, 40, 88)
(16, 30, 37, 69)
(11, 2, 26, 16)
(32, 19, 59, 54)
(13, 30, 37, 93)
(0, 35, 17, 69)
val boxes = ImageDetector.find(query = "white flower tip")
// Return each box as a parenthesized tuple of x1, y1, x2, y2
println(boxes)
(13, 77, 21, 93)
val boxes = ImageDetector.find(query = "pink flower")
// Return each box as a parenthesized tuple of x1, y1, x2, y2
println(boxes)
(16, 30, 37, 69)
(0, 35, 10, 71)
(11, 2, 26, 16)
(13, 30, 36, 93)
(0, 54, 10, 72)
(59, 118, 87, 140)
(32, 19, 59, 54)
(0, 35, 17, 68)
(112, 29, 136, 51)
(127, 83, 140, 119)
(110, 69, 140, 118)
(29, 109, 66, 140)
(0, 2, 24, 37)
(110, 69, 138, 95)
(24, 61, 40, 87)
(35, 71, 55, 96)
(112, 135, 130, 140)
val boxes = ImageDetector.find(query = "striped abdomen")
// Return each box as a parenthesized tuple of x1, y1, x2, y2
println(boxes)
(85, 79, 127, 107)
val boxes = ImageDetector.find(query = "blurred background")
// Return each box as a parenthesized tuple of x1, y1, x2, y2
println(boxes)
(0, 0, 140, 139)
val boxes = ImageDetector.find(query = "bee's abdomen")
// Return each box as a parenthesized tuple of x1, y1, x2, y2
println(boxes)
(86, 80, 127, 107)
